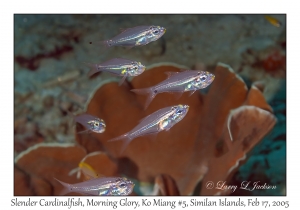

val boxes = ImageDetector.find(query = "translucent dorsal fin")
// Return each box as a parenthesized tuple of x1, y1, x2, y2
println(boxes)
(164, 71, 179, 79)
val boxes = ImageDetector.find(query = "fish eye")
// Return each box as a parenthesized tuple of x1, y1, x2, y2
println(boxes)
(134, 67, 137, 70)
(200, 76, 207, 81)
(95, 122, 99, 126)
(120, 183, 126, 188)
(154, 30, 159, 34)
(176, 110, 183, 114)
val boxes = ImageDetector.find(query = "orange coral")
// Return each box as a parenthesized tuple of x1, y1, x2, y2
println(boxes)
(13, 63, 276, 196)
(14, 143, 139, 195)
(153, 174, 180, 196)
(14, 165, 52, 196)
(14, 143, 86, 195)
(75, 62, 276, 195)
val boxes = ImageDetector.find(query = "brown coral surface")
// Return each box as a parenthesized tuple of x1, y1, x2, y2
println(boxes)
(14, 144, 142, 195)
(76, 63, 276, 195)
(14, 143, 86, 195)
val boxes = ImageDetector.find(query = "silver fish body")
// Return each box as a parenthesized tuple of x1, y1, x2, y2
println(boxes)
(87, 58, 146, 85)
(131, 70, 215, 109)
(73, 113, 106, 134)
(108, 104, 189, 153)
(55, 177, 134, 196)
(101, 25, 166, 48)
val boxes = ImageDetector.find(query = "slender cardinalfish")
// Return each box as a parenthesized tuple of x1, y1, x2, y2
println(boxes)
(95, 25, 166, 49)
(68, 112, 106, 134)
(86, 58, 146, 85)
(108, 104, 189, 153)
(131, 70, 215, 109)
(55, 177, 134, 196)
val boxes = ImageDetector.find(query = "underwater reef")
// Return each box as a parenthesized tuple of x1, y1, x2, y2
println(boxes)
(15, 63, 277, 196)
(14, 14, 286, 196)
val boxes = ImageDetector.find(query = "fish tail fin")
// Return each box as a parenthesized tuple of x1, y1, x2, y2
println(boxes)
(90, 40, 112, 49)
(68, 167, 81, 179)
(54, 178, 71, 195)
(84, 62, 100, 77)
(108, 133, 132, 154)
(68, 167, 80, 176)
(131, 88, 157, 109)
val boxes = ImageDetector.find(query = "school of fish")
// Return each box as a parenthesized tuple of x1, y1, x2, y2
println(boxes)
(56, 25, 216, 196)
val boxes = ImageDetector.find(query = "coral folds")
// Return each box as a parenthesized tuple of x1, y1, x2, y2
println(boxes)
(75, 63, 276, 195)
(14, 63, 276, 196)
